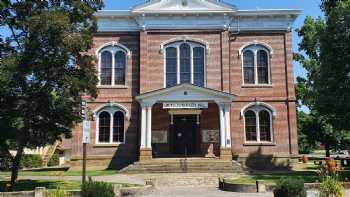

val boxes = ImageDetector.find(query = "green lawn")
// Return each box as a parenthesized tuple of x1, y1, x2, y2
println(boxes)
(0, 170, 118, 177)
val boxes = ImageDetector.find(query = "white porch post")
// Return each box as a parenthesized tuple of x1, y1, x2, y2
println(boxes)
(219, 104, 226, 148)
(224, 104, 232, 148)
(146, 105, 152, 148)
(140, 105, 147, 148)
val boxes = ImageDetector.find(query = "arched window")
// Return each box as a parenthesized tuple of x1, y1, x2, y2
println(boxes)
(244, 106, 273, 142)
(96, 106, 127, 144)
(113, 111, 125, 143)
(257, 50, 269, 84)
(241, 44, 271, 85)
(100, 51, 112, 85)
(98, 111, 111, 143)
(245, 110, 257, 141)
(166, 47, 177, 87)
(98, 45, 128, 86)
(164, 41, 206, 87)
(243, 50, 255, 84)
(115, 51, 126, 85)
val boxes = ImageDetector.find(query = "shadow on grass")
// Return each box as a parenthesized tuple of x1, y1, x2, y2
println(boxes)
(0, 180, 81, 192)
(245, 147, 292, 171)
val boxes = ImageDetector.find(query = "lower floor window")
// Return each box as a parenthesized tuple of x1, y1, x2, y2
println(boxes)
(244, 107, 273, 142)
(97, 109, 125, 144)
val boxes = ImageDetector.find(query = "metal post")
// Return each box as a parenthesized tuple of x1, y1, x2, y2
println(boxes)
(82, 142, 87, 184)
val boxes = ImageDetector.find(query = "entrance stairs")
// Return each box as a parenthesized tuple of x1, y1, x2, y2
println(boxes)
(120, 158, 243, 173)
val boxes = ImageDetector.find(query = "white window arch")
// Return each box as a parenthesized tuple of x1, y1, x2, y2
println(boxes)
(97, 43, 129, 86)
(243, 105, 274, 143)
(163, 40, 206, 88)
(95, 106, 127, 144)
(240, 43, 272, 85)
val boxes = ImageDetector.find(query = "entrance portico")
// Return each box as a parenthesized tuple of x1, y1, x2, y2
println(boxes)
(136, 84, 235, 161)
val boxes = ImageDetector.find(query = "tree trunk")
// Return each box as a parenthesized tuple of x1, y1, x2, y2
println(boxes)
(9, 146, 24, 191)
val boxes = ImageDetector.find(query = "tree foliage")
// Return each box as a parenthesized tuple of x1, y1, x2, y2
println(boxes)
(295, 0, 350, 156)
(0, 0, 103, 189)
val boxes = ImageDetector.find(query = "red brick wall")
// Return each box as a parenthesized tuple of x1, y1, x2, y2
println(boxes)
(69, 30, 298, 169)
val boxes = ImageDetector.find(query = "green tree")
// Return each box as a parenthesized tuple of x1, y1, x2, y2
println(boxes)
(0, 0, 103, 190)
(295, 0, 350, 156)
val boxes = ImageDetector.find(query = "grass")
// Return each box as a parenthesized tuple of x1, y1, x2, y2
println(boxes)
(0, 170, 118, 177)
(226, 162, 350, 185)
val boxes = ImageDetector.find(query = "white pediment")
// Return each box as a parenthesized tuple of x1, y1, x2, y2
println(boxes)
(135, 84, 235, 105)
(132, 0, 236, 13)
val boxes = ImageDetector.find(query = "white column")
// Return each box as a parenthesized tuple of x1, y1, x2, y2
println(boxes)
(219, 104, 226, 148)
(140, 105, 147, 148)
(224, 104, 232, 148)
(146, 105, 152, 148)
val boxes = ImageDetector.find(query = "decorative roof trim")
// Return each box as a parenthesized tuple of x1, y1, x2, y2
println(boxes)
(95, 41, 131, 57)
(239, 41, 274, 56)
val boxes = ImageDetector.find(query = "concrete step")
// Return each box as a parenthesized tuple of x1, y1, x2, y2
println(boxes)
(120, 158, 243, 173)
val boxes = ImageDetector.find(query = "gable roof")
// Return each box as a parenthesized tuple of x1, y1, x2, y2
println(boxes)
(135, 83, 235, 104)
(132, 0, 237, 14)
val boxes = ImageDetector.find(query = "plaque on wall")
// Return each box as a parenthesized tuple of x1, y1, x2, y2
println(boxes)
(202, 130, 219, 143)
(152, 130, 168, 143)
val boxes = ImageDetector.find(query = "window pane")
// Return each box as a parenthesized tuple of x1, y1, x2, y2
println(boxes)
(100, 51, 112, 85)
(257, 50, 269, 84)
(259, 110, 271, 142)
(115, 51, 126, 85)
(113, 111, 124, 143)
(245, 110, 257, 141)
(166, 47, 177, 87)
(193, 47, 205, 87)
(180, 43, 191, 84)
(243, 50, 255, 84)
(99, 112, 110, 143)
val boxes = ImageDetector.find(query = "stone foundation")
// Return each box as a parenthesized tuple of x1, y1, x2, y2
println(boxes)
(220, 148, 232, 160)
(139, 148, 153, 161)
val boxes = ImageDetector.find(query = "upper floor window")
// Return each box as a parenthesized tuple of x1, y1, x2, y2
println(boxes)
(243, 105, 273, 143)
(96, 106, 126, 144)
(165, 41, 206, 88)
(98, 45, 128, 86)
(241, 44, 272, 85)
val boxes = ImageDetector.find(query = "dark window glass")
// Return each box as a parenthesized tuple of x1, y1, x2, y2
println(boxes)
(259, 110, 271, 142)
(180, 43, 191, 84)
(99, 111, 110, 143)
(115, 51, 126, 85)
(257, 50, 269, 84)
(100, 51, 112, 85)
(243, 50, 255, 84)
(193, 47, 205, 87)
(245, 110, 257, 141)
(113, 111, 124, 143)
(166, 47, 177, 87)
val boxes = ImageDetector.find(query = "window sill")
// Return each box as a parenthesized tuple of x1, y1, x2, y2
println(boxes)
(93, 143, 124, 148)
(243, 142, 276, 146)
(241, 84, 273, 88)
(97, 85, 128, 89)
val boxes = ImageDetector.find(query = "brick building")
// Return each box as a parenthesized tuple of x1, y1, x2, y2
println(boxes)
(68, 0, 300, 170)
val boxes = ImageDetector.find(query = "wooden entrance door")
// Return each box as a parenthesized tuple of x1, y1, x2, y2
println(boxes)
(173, 115, 198, 156)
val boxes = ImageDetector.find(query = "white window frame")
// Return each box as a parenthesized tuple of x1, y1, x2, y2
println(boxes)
(163, 41, 207, 88)
(97, 46, 128, 88)
(241, 45, 272, 86)
(95, 107, 127, 145)
(243, 106, 274, 143)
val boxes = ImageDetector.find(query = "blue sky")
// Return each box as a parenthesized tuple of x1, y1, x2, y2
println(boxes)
(103, 0, 324, 80)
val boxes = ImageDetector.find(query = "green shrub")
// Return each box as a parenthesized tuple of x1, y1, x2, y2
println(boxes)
(81, 179, 114, 197)
(0, 156, 12, 171)
(47, 188, 68, 197)
(20, 154, 43, 169)
(273, 178, 307, 197)
(319, 177, 345, 197)
(48, 153, 60, 167)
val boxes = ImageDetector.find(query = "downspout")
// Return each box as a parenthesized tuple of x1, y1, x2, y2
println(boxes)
(284, 33, 293, 155)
